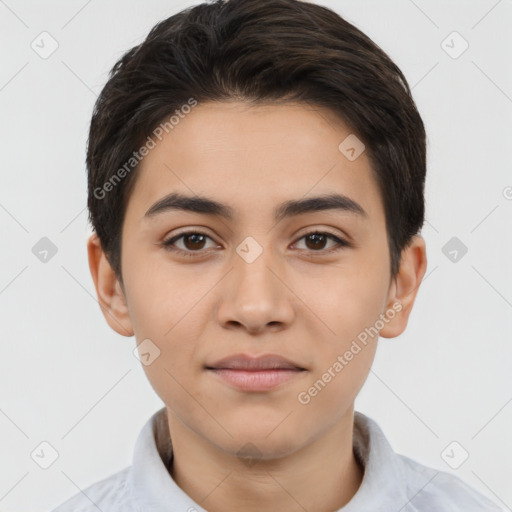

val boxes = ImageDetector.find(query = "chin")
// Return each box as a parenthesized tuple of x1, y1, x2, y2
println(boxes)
(221, 425, 308, 460)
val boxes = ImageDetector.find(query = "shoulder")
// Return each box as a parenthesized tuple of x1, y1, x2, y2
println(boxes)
(50, 466, 136, 512)
(398, 454, 503, 511)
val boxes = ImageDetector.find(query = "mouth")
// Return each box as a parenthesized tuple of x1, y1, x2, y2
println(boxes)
(205, 353, 307, 392)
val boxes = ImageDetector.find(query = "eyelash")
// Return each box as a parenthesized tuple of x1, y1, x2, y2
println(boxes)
(162, 230, 351, 258)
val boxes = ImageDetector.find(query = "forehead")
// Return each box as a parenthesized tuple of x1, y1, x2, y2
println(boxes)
(126, 100, 384, 224)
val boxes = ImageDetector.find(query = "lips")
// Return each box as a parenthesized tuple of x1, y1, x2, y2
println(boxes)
(205, 354, 306, 392)
(205, 353, 305, 371)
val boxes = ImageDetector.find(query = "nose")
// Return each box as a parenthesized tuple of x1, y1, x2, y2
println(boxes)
(215, 243, 295, 334)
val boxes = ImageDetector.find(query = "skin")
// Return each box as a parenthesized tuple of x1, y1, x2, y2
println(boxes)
(88, 100, 427, 512)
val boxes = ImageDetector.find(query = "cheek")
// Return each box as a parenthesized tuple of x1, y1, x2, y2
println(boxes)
(123, 258, 209, 401)
(139, 356, 205, 430)
(293, 320, 378, 445)
(296, 346, 376, 432)
(133, 313, 206, 415)
(297, 263, 389, 347)
(123, 248, 210, 336)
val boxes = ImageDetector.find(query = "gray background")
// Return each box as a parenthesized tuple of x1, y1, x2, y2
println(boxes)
(0, 0, 511, 510)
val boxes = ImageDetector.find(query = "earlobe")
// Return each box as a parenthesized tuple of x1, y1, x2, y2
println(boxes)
(87, 233, 134, 337)
(379, 235, 427, 339)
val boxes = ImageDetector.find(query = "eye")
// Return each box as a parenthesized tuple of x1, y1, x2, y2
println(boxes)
(162, 230, 219, 257)
(162, 229, 350, 258)
(293, 231, 350, 254)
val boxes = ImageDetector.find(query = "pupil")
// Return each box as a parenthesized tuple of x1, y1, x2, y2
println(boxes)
(182, 234, 328, 251)
(307, 233, 326, 250)
(186, 234, 205, 250)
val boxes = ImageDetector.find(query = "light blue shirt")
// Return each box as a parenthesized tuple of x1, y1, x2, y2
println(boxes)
(51, 407, 502, 511)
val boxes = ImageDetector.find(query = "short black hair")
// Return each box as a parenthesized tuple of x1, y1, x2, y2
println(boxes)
(87, 0, 426, 281)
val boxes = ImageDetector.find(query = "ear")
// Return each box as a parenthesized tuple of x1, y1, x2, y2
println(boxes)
(87, 233, 134, 337)
(379, 235, 427, 339)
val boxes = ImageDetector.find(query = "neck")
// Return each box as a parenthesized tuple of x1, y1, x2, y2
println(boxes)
(164, 408, 364, 512)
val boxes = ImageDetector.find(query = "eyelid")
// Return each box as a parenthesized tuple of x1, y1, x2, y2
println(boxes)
(162, 229, 220, 256)
(291, 230, 352, 259)
(161, 228, 351, 257)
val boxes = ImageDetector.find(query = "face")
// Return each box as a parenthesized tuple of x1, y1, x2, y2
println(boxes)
(92, 101, 423, 460)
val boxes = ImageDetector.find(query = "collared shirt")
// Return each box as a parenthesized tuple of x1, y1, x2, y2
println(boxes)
(51, 407, 502, 511)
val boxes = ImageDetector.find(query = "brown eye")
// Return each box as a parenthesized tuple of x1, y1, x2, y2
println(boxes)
(181, 233, 207, 250)
(163, 229, 350, 259)
(295, 231, 349, 253)
(162, 231, 217, 257)
(304, 233, 329, 250)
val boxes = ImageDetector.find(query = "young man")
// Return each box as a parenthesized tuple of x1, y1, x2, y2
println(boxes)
(52, 0, 501, 510)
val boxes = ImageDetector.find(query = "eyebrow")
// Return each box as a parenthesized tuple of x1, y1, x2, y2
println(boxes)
(144, 191, 367, 222)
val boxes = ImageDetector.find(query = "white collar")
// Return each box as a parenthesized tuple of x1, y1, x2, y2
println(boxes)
(126, 407, 413, 511)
